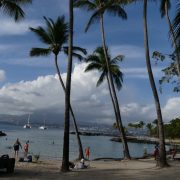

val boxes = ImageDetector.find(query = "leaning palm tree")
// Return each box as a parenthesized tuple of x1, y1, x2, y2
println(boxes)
(74, 0, 131, 160)
(29, 16, 86, 165)
(61, 0, 74, 172)
(0, 0, 32, 21)
(85, 46, 130, 157)
(143, 0, 168, 167)
(160, 0, 180, 77)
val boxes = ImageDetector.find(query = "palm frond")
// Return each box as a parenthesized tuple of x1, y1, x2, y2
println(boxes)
(112, 68, 123, 91)
(85, 10, 100, 32)
(85, 54, 101, 64)
(84, 63, 102, 72)
(96, 71, 106, 87)
(63, 46, 87, 61)
(73, 0, 96, 11)
(105, 4, 127, 20)
(111, 55, 124, 64)
(30, 48, 51, 57)
(29, 27, 53, 44)
(1, 0, 32, 21)
(2, 1, 25, 21)
(53, 16, 68, 45)
(43, 16, 56, 43)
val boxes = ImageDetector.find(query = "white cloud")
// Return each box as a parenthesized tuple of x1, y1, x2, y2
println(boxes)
(162, 97, 180, 121)
(0, 70, 6, 81)
(0, 18, 40, 36)
(0, 63, 179, 124)
(122, 67, 163, 79)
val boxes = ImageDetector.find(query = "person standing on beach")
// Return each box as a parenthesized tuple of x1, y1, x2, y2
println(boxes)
(24, 141, 29, 158)
(153, 145, 159, 160)
(85, 147, 90, 160)
(13, 138, 22, 158)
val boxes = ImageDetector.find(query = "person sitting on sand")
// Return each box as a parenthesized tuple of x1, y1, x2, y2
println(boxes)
(13, 138, 22, 158)
(74, 159, 87, 169)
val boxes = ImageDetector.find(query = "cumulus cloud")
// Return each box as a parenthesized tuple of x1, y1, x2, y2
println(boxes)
(0, 63, 179, 124)
(0, 18, 40, 36)
(0, 70, 6, 81)
(162, 97, 180, 121)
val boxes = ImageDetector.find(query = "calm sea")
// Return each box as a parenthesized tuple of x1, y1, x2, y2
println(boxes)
(0, 124, 155, 161)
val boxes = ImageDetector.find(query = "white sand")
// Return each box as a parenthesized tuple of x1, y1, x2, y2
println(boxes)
(0, 157, 180, 180)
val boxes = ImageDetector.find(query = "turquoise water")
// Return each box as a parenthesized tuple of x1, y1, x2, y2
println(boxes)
(0, 124, 155, 161)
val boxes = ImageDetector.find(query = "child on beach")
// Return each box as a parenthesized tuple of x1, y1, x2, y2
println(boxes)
(85, 147, 90, 160)
(13, 138, 22, 158)
(24, 141, 29, 158)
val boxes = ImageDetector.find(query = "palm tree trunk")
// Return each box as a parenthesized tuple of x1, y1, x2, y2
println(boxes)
(54, 55, 84, 160)
(143, 0, 168, 167)
(61, 0, 74, 172)
(100, 13, 130, 160)
(165, 2, 180, 78)
(106, 75, 119, 129)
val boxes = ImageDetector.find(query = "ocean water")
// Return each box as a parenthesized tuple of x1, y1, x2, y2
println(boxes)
(0, 124, 155, 161)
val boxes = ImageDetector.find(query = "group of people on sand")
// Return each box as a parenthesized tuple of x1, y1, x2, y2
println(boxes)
(70, 146, 91, 169)
(154, 144, 177, 160)
(13, 138, 29, 158)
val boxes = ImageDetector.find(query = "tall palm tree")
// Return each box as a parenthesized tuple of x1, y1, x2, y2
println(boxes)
(143, 0, 168, 167)
(29, 16, 85, 164)
(61, 0, 74, 172)
(0, 0, 32, 21)
(85, 47, 124, 145)
(160, 0, 180, 77)
(74, 0, 131, 160)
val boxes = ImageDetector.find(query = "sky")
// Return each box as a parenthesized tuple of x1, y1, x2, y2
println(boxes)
(0, 0, 179, 126)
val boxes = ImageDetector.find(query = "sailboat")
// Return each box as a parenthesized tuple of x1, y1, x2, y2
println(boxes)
(39, 119, 48, 130)
(23, 114, 31, 129)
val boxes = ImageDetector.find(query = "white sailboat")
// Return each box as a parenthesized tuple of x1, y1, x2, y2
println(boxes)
(23, 114, 31, 129)
(39, 119, 48, 130)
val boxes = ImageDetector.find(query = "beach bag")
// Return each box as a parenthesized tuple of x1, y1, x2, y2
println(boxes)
(27, 155, 32, 162)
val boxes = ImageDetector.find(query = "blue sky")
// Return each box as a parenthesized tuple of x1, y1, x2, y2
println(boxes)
(0, 0, 179, 125)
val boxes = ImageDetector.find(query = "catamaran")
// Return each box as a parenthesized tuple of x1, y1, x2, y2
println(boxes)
(23, 114, 31, 129)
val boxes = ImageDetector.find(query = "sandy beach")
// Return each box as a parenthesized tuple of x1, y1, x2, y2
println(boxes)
(0, 156, 180, 180)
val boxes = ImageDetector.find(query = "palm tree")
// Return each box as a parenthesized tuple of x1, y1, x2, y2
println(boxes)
(146, 123, 153, 136)
(143, 0, 168, 167)
(85, 46, 130, 157)
(74, 0, 131, 160)
(160, 0, 180, 77)
(61, 0, 74, 171)
(29, 16, 86, 166)
(0, 0, 32, 21)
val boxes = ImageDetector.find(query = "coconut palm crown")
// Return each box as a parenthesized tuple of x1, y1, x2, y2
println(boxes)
(0, 0, 32, 21)
(29, 16, 86, 59)
(74, 0, 127, 32)
(85, 46, 124, 90)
